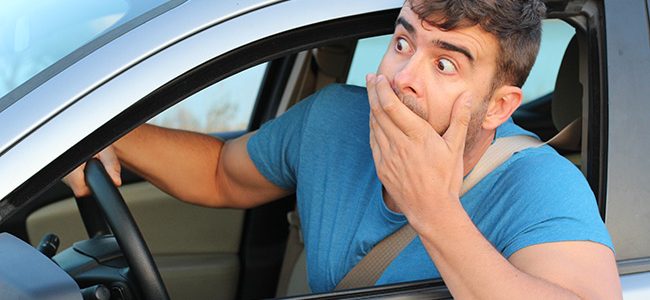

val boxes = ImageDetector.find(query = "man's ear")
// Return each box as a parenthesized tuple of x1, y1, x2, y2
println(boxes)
(482, 85, 522, 130)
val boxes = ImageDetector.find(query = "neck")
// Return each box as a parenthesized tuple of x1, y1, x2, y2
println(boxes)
(462, 129, 496, 176)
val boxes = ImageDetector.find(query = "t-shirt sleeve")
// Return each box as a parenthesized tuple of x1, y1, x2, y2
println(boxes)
(246, 92, 316, 190)
(495, 149, 614, 258)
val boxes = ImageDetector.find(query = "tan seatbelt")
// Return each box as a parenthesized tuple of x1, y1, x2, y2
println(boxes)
(335, 135, 545, 291)
(547, 118, 581, 152)
(276, 211, 304, 296)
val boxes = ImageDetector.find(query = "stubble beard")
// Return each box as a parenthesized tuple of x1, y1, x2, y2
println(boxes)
(463, 102, 488, 154)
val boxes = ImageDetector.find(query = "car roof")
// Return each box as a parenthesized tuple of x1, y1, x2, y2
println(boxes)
(0, 0, 280, 154)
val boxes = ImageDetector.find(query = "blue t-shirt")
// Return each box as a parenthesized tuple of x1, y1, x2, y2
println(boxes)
(247, 84, 613, 293)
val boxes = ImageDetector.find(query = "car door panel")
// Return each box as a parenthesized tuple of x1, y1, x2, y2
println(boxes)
(27, 181, 244, 300)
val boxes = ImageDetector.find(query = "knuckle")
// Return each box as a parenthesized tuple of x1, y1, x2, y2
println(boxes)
(370, 105, 382, 115)
(369, 118, 378, 130)
(405, 124, 427, 139)
(405, 128, 423, 139)
(382, 102, 397, 113)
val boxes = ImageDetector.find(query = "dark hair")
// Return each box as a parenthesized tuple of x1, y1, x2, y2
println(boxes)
(408, 0, 546, 88)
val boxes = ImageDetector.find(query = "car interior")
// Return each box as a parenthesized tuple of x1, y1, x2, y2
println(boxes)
(0, 5, 602, 300)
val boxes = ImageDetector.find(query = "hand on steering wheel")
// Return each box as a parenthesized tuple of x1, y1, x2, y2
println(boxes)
(83, 159, 169, 300)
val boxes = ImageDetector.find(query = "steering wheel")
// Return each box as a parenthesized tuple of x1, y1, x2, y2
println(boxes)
(82, 159, 170, 300)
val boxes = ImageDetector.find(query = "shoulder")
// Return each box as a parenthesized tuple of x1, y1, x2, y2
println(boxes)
(258, 84, 366, 126)
(316, 83, 367, 99)
(298, 84, 370, 133)
(504, 147, 585, 189)
(496, 146, 594, 206)
(491, 119, 590, 202)
(477, 141, 603, 231)
(493, 146, 606, 236)
(489, 146, 613, 256)
(307, 84, 369, 114)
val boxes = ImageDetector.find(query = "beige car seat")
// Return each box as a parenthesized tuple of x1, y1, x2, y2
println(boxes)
(550, 35, 585, 166)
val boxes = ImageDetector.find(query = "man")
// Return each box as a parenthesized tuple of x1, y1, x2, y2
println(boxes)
(65, 0, 622, 298)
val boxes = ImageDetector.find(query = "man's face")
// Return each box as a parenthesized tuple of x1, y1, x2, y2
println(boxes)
(377, 5, 501, 147)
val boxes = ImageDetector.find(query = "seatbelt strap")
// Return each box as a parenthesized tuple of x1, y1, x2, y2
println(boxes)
(547, 118, 581, 152)
(335, 135, 545, 291)
(276, 210, 304, 297)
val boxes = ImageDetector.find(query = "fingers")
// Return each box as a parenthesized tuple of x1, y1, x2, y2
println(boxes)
(367, 73, 386, 123)
(61, 146, 122, 198)
(367, 74, 428, 138)
(367, 74, 396, 166)
(367, 73, 397, 145)
(442, 92, 473, 152)
(97, 146, 122, 187)
(62, 163, 91, 197)
(369, 114, 390, 161)
(369, 117, 381, 165)
(367, 72, 472, 154)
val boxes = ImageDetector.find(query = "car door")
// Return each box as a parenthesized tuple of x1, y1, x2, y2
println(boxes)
(25, 63, 269, 299)
(0, 1, 406, 299)
(603, 0, 650, 298)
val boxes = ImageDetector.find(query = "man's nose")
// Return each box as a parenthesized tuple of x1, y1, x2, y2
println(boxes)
(393, 54, 426, 96)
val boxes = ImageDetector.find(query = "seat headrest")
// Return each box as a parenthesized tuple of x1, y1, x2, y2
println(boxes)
(313, 43, 354, 79)
(552, 36, 582, 131)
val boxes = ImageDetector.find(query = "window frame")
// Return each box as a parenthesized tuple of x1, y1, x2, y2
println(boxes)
(5, 8, 455, 300)
(603, 0, 650, 273)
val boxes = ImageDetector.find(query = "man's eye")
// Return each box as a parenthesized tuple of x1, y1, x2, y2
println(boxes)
(395, 38, 411, 53)
(436, 58, 457, 74)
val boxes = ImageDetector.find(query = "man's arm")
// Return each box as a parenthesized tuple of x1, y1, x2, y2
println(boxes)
(366, 74, 621, 299)
(417, 203, 620, 299)
(66, 124, 290, 209)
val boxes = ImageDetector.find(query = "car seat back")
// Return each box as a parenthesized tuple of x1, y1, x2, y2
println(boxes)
(551, 35, 583, 153)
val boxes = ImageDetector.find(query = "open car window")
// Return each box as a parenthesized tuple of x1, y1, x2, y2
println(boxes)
(148, 63, 267, 133)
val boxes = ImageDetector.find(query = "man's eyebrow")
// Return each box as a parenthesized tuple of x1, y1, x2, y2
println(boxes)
(395, 17, 415, 35)
(433, 39, 475, 63)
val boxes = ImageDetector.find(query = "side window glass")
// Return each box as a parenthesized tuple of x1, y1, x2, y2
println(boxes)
(346, 20, 575, 105)
(148, 63, 267, 133)
(521, 20, 575, 103)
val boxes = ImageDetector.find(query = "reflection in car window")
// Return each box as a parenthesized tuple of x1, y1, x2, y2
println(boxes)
(0, 0, 182, 110)
(346, 20, 575, 104)
(148, 63, 267, 133)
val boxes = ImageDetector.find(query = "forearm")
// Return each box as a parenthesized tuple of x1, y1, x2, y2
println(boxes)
(417, 200, 580, 300)
(113, 124, 227, 207)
